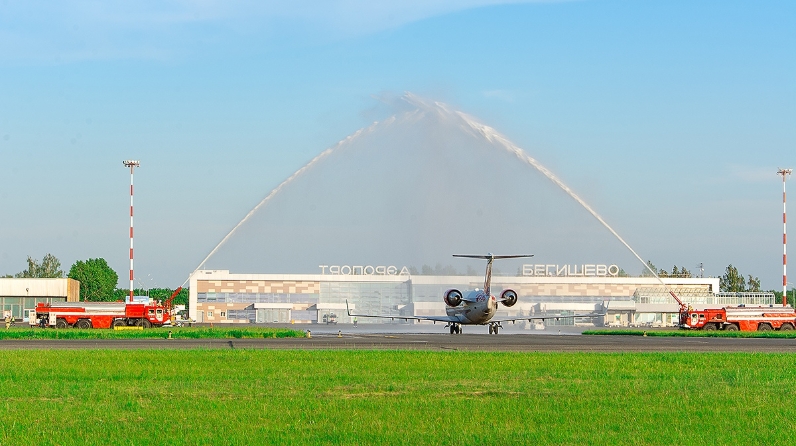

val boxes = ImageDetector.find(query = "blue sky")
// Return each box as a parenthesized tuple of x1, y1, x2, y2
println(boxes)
(1, 0, 794, 290)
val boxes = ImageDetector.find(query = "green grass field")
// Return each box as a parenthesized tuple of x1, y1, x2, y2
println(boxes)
(1, 350, 794, 445)
(585, 328, 796, 338)
(0, 327, 305, 340)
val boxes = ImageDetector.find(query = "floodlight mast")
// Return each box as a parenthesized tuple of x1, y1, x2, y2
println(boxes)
(778, 168, 792, 306)
(123, 160, 140, 303)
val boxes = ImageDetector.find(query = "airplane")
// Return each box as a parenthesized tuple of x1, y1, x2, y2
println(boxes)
(346, 253, 607, 334)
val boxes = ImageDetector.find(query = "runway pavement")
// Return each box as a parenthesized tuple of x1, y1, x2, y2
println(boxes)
(3, 332, 796, 352)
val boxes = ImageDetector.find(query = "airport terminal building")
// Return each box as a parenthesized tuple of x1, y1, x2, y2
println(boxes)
(188, 263, 769, 328)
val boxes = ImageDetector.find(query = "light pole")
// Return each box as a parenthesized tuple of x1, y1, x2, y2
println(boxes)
(123, 160, 140, 303)
(135, 274, 154, 298)
(778, 169, 792, 306)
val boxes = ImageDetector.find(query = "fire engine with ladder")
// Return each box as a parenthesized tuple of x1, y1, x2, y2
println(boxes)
(34, 287, 182, 329)
(672, 290, 796, 332)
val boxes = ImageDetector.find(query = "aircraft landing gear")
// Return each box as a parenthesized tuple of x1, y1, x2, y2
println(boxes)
(488, 322, 502, 335)
(448, 323, 462, 334)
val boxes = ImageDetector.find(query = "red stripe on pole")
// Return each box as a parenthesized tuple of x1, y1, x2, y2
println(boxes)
(130, 206, 134, 217)
(130, 227, 133, 238)
(130, 271, 134, 280)
(130, 248, 134, 258)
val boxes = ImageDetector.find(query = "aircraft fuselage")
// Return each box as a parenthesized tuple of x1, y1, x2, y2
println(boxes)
(445, 289, 497, 325)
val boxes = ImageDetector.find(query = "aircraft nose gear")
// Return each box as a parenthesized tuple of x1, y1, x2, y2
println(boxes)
(488, 322, 502, 335)
(447, 323, 462, 334)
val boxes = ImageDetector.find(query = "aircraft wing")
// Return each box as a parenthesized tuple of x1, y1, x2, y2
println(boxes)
(346, 301, 458, 323)
(490, 304, 609, 324)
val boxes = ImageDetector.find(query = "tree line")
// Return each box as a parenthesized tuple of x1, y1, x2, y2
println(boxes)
(3, 254, 188, 306)
(642, 261, 762, 292)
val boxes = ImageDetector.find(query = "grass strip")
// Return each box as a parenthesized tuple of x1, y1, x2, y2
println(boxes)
(0, 350, 794, 445)
(584, 328, 796, 338)
(0, 327, 305, 340)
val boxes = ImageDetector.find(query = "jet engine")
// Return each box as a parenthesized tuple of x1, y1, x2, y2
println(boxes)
(500, 289, 518, 307)
(444, 289, 463, 307)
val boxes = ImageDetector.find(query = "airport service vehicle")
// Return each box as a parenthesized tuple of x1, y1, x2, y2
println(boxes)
(34, 300, 171, 329)
(347, 253, 606, 334)
(680, 305, 796, 331)
(664, 285, 796, 332)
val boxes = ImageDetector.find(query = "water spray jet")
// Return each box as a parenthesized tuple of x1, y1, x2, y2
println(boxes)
(186, 93, 675, 301)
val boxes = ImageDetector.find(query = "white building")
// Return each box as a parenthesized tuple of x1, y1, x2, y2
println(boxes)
(0, 278, 80, 321)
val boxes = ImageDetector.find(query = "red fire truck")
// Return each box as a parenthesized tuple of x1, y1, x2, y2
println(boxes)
(680, 305, 796, 331)
(34, 301, 171, 329)
(34, 287, 183, 329)
(666, 289, 796, 332)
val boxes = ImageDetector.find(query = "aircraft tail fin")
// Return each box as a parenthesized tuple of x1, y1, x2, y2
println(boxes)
(452, 254, 534, 260)
(452, 254, 534, 296)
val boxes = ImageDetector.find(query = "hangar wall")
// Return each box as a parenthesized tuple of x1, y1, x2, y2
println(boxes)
(0, 278, 80, 320)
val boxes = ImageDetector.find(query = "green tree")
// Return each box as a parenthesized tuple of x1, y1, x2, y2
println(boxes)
(14, 253, 64, 278)
(747, 275, 761, 292)
(720, 264, 747, 292)
(774, 289, 796, 305)
(112, 287, 189, 307)
(641, 261, 658, 277)
(172, 288, 190, 307)
(434, 263, 458, 275)
(68, 258, 118, 302)
(667, 266, 691, 278)
(675, 266, 692, 278)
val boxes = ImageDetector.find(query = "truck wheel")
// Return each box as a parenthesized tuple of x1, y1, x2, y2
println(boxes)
(725, 324, 739, 331)
(757, 323, 772, 331)
(112, 319, 127, 328)
(75, 319, 92, 329)
(704, 323, 717, 331)
(141, 319, 152, 329)
(55, 318, 68, 329)
(780, 323, 794, 331)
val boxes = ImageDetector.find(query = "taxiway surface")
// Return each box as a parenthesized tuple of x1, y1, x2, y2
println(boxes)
(2, 332, 796, 352)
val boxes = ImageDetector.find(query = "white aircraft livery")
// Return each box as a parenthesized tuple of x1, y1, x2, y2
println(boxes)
(347, 253, 607, 334)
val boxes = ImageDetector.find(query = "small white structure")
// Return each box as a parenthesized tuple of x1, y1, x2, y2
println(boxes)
(0, 278, 80, 321)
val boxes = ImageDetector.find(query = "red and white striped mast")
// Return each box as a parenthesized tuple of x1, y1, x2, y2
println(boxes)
(123, 160, 140, 303)
(778, 168, 792, 306)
